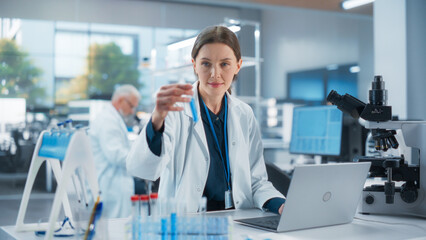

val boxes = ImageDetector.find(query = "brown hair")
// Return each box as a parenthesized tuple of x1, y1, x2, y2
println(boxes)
(191, 25, 241, 93)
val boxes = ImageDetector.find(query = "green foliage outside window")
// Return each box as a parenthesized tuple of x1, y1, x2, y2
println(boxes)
(0, 39, 46, 107)
(57, 42, 141, 104)
(87, 42, 141, 96)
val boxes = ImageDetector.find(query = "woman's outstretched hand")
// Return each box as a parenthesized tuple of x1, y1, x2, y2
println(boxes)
(151, 83, 193, 131)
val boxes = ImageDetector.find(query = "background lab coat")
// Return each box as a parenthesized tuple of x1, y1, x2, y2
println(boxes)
(127, 82, 284, 213)
(90, 103, 134, 218)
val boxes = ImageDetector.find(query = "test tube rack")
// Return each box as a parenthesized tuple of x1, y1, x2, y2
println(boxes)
(15, 127, 99, 240)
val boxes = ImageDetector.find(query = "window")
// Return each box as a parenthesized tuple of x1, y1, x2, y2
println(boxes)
(0, 18, 198, 110)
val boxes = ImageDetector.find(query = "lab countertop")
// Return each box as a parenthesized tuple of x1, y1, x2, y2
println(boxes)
(2, 209, 426, 240)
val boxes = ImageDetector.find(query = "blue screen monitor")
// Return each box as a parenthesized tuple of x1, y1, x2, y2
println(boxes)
(288, 70, 324, 102)
(290, 105, 343, 156)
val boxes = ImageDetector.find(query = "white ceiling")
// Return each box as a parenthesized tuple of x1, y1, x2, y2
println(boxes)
(145, 0, 373, 15)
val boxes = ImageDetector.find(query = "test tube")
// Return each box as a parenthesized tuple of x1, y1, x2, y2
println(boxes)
(169, 198, 177, 240)
(159, 198, 168, 240)
(57, 122, 65, 131)
(176, 199, 187, 239)
(140, 195, 149, 218)
(65, 119, 73, 130)
(149, 193, 158, 218)
(189, 98, 198, 123)
(199, 197, 207, 239)
(140, 195, 149, 239)
(147, 193, 158, 240)
(130, 195, 140, 240)
(179, 79, 198, 123)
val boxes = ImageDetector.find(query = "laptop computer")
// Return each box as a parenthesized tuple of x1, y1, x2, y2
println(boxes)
(235, 162, 371, 232)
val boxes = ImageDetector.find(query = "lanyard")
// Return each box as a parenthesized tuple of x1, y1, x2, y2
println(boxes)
(201, 95, 231, 191)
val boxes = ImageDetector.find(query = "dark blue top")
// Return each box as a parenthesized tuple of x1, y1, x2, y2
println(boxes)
(145, 94, 285, 213)
(198, 95, 230, 210)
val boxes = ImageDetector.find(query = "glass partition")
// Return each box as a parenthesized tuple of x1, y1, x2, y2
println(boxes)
(0, 18, 198, 111)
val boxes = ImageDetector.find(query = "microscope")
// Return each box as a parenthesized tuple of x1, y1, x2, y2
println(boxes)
(327, 75, 426, 218)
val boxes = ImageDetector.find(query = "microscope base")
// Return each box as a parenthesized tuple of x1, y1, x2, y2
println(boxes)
(358, 190, 426, 218)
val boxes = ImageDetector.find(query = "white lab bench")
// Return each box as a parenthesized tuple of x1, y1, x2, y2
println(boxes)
(1, 209, 426, 240)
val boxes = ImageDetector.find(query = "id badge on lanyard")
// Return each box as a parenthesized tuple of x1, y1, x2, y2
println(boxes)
(225, 190, 234, 209)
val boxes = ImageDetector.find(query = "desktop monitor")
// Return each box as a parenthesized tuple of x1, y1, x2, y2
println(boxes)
(290, 105, 343, 156)
(288, 69, 325, 102)
(287, 63, 358, 104)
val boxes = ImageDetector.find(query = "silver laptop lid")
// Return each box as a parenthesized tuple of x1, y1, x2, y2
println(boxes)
(278, 162, 371, 232)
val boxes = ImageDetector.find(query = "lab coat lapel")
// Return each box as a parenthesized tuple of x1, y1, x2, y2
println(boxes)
(226, 94, 239, 188)
(193, 119, 209, 157)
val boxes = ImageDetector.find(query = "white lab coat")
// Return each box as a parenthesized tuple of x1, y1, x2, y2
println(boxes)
(90, 103, 134, 218)
(126, 82, 284, 213)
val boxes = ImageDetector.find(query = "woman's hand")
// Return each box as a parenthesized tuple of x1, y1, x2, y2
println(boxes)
(278, 203, 285, 215)
(151, 83, 193, 131)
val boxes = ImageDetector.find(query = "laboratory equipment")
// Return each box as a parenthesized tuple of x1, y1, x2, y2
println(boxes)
(84, 196, 103, 240)
(130, 195, 140, 240)
(15, 122, 100, 239)
(0, 98, 26, 128)
(149, 192, 158, 218)
(289, 105, 343, 157)
(128, 196, 231, 239)
(140, 195, 149, 217)
(327, 75, 426, 217)
(0, 98, 27, 172)
(68, 100, 108, 127)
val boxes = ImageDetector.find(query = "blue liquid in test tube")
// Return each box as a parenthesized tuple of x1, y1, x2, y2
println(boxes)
(189, 98, 198, 123)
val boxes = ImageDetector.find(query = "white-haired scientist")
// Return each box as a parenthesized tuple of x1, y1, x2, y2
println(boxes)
(90, 84, 140, 218)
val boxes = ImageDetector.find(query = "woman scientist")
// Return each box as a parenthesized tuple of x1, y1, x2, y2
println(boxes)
(127, 26, 285, 214)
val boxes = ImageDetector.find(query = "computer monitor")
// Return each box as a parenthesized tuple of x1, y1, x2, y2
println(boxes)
(287, 63, 359, 104)
(290, 105, 343, 156)
(288, 69, 325, 102)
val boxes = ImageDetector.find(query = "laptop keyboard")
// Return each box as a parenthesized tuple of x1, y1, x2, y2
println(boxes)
(235, 215, 281, 230)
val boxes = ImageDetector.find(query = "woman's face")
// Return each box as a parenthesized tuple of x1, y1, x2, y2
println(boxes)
(192, 43, 242, 99)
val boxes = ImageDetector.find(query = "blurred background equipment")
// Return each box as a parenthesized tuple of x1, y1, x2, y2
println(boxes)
(289, 105, 343, 163)
(68, 100, 109, 127)
(0, 98, 27, 173)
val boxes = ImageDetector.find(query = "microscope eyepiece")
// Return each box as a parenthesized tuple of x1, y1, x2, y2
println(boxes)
(328, 75, 392, 122)
(369, 75, 388, 106)
(326, 90, 340, 103)
(327, 90, 366, 119)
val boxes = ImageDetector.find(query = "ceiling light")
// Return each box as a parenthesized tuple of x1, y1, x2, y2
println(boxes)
(228, 25, 241, 33)
(341, 0, 374, 10)
(349, 66, 361, 73)
(167, 37, 196, 51)
(167, 25, 241, 51)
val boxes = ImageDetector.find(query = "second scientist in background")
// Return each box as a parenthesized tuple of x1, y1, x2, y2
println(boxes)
(90, 84, 140, 218)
